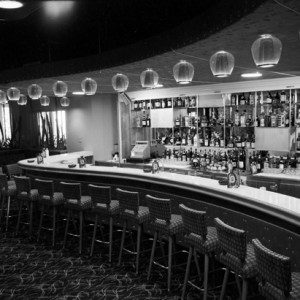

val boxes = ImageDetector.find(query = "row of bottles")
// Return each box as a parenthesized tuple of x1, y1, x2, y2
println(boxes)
(132, 96, 197, 111)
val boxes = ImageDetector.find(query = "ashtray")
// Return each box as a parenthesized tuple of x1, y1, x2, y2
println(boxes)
(68, 164, 77, 168)
(218, 179, 228, 185)
(27, 159, 35, 163)
(143, 166, 152, 173)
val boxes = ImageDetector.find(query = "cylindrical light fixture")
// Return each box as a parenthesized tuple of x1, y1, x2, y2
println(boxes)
(7, 87, 20, 101)
(60, 96, 70, 107)
(40, 95, 50, 106)
(18, 94, 27, 106)
(251, 34, 282, 68)
(28, 84, 42, 99)
(53, 81, 68, 97)
(173, 60, 194, 84)
(140, 68, 159, 88)
(112, 73, 129, 92)
(0, 90, 7, 104)
(210, 51, 235, 77)
(81, 77, 97, 95)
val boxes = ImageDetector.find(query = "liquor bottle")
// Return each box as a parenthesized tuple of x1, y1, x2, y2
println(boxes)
(146, 100, 151, 110)
(231, 94, 236, 106)
(211, 108, 217, 126)
(239, 93, 246, 105)
(232, 151, 238, 169)
(204, 134, 209, 147)
(260, 112, 265, 127)
(280, 90, 287, 103)
(139, 101, 143, 110)
(265, 92, 273, 104)
(134, 101, 138, 110)
(146, 114, 151, 127)
(193, 132, 198, 147)
(240, 110, 246, 127)
(227, 136, 234, 148)
(227, 162, 236, 189)
(161, 98, 166, 108)
(199, 130, 204, 146)
(238, 150, 245, 170)
(246, 112, 252, 127)
(177, 97, 182, 107)
(297, 133, 300, 151)
(184, 97, 189, 108)
(155, 99, 161, 109)
(234, 110, 240, 126)
(256, 154, 262, 172)
(201, 113, 208, 127)
(249, 93, 255, 105)
(175, 116, 180, 127)
(142, 112, 147, 127)
(167, 98, 172, 108)
(271, 112, 277, 127)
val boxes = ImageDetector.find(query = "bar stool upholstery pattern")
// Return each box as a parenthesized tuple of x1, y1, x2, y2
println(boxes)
(116, 188, 150, 274)
(14, 176, 39, 239)
(179, 204, 220, 300)
(146, 194, 184, 292)
(61, 182, 92, 254)
(89, 184, 120, 262)
(0, 174, 17, 231)
(252, 238, 300, 300)
(35, 178, 65, 247)
(214, 217, 257, 300)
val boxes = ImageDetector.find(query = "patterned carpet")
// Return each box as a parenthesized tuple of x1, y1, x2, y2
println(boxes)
(0, 211, 261, 300)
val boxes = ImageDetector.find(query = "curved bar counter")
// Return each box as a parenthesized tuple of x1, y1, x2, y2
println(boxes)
(19, 151, 300, 270)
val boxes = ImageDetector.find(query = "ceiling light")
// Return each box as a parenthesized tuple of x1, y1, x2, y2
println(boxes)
(241, 72, 262, 78)
(18, 94, 27, 106)
(53, 81, 68, 97)
(7, 87, 20, 101)
(81, 77, 97, 95)
(44, 1, 74, 19)
(0, 1, 23, 9)
(251, 34, 282, 68)
(112, 73, 129, 92)
(0, 90, 7, 103)
(72, 91, 85, 95)
(28, 84, 42, 99)
(40, 95, 50, 106)
(140, 68, 159, 88)
(210, 51, 235, 77)
(60, 96, 70, 107)
(173, 60, 194, 84)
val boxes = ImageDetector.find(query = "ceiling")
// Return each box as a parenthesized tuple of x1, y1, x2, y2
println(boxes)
(0, 0, 299, 97)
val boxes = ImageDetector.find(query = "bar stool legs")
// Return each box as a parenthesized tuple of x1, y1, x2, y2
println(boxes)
(5, 195, 11, 231)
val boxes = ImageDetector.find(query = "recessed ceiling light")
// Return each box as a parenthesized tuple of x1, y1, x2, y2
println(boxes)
(72, 91, 85, 95)
(0, 1, 23, 9)
(241, 72, 262, 78)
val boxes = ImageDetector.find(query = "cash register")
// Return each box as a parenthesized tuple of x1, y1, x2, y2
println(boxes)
(130, 141, 151, 161)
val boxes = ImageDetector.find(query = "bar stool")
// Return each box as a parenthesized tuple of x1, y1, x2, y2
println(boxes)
(146, 194, 184, 292)
(179, 204, 220, 300)
(116, 188, 150, 274)
(61, 182, 92, 254)
(35, 178, 65, 247)
(89, 184, 120, 262)
(214, 217, 258, 300)
(252, 238, 300, 300)
(0, 174, 17, 231)
(14, 176, 39, 239)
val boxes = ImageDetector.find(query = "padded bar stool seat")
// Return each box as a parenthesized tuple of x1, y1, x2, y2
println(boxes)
(180, 204, 220, 300)
(0, 174, 17, 231)
(14, 176, 39, 239)
(36, 178, 65, 247)
(61, 182, 92, 254)
(214, 217, 258, 300)
(146, 194, 184, 292)
(116, 188, 150, 274)
(252, 238, 300, 300)
(89, 184, 120, 262)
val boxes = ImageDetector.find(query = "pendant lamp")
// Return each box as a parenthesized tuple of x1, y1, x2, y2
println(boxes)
(251, 34, 282, 68)
(81, 77, 97, 95)
(60, 96, 70, 107)
(140, 68, 159, 88)
(28, 84, 42, 99)
(40, 95, 50, 106)
(53, 81, 68, 97)
(7, 87, 20, 101)
(0, 90, 7, 104)
(210, 51, 234, 77)
(173, 60, 194, 84)
(18, 94, 27, 105)
(112, 73, 129, 92)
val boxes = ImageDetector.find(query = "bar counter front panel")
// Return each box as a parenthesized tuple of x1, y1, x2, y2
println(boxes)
(18, 152, 300, 271)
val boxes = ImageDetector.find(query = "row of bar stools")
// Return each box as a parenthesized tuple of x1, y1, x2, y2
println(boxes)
(35, 178, 65, 247)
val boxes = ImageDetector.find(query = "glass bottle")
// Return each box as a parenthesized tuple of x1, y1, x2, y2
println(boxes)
(240, 110, 246, 127)
(167, 98, 172, 108)
(234, 110, 240, 126)
(297, 133, 300, 151)
(146, 114, 151, 127)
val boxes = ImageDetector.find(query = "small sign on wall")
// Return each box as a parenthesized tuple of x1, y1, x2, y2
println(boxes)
(150, 108, 173, 128)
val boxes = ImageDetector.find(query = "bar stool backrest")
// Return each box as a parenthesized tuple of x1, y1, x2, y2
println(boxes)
(35, 178, 54, 197)
(60, 182, 81, 201)
(14, 176, 31, 194)
(146, 194, 171, 222)
(116, 188, 139, 213)
(214, 217, 247, 261)
(0, 173, 9, 192)
(4, 164, 22, 180)
(179, 203, 207, 238)
(89, 184, 111, 208)
(252, 238, 292, 296)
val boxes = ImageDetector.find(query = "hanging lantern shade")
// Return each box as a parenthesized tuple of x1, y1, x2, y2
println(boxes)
(0, 90, 7, 103)
(81, 77, 97, 95)
(18, 94, 27, 106)
(210, 51, 235, 77)
(7, 87, 20, 101)
(173, 60, 194, 84)
(53, 81, 68, 97)
(40, 95, 50, 106)
(112, 73, 129, 92)
(27, 84, 42, 99)
(251, 34, 282, 68)
(140, 68, 159, 88)
(60, 96, 70, 107)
